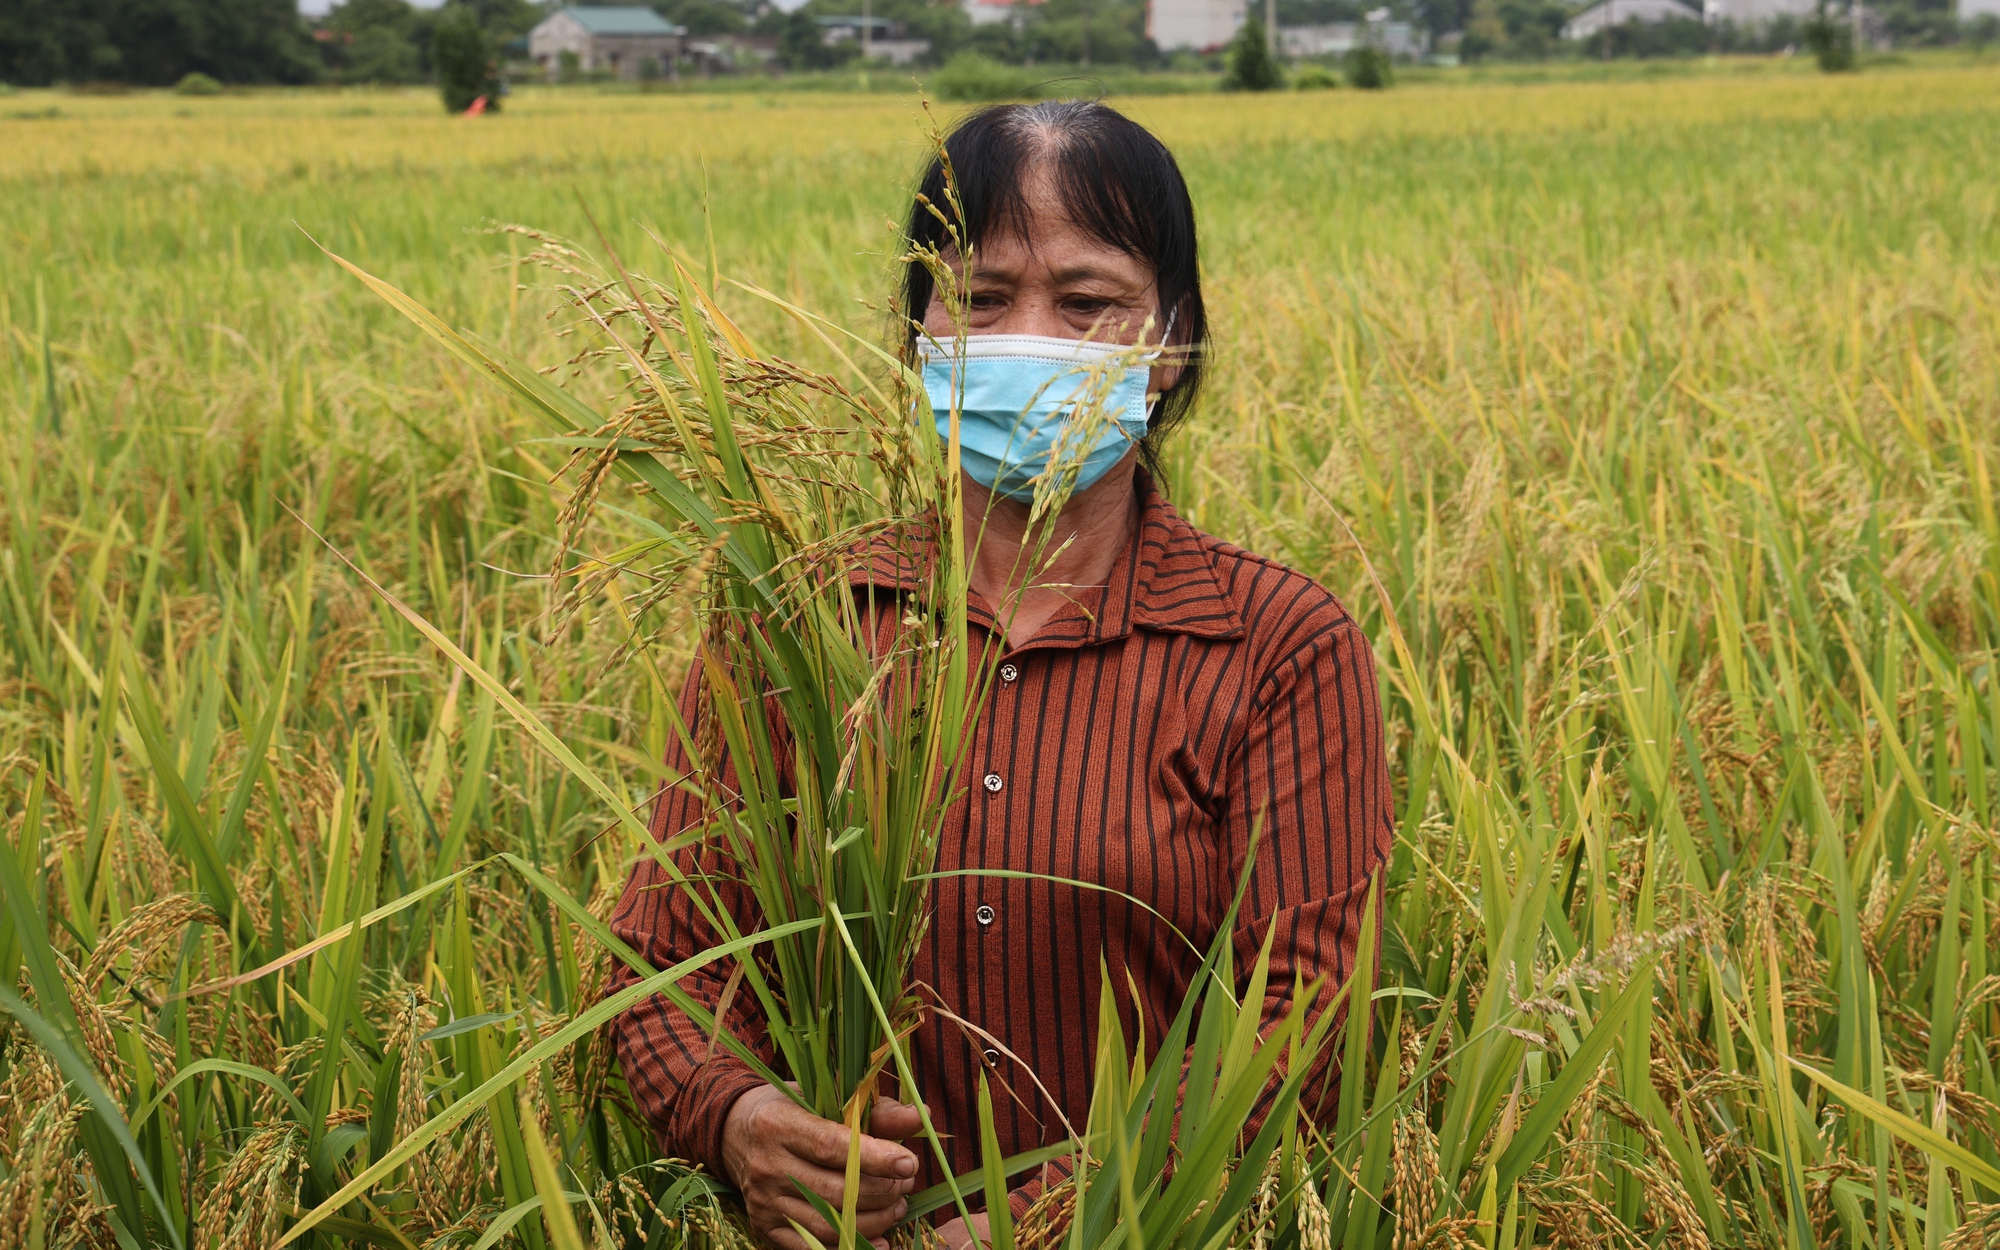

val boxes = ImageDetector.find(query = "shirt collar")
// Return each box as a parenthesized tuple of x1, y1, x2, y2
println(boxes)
(848, 470, 1246, 650)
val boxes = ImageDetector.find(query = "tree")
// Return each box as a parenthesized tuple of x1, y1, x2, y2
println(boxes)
(322, 0, 425, 84)
(432, 3, 498, 111)
(1343, 42, 1390, 85)
(1221, 14, 1282, 89)
(773, 9, 857, 68)
(655, 0, 749, 37)
(1804, 0, 1857, 68)
(1, 0, 319, 86)
(459, 0, 543, 41)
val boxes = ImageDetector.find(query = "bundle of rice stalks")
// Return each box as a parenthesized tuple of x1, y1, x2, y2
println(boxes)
(310, 172, 1029, 1236)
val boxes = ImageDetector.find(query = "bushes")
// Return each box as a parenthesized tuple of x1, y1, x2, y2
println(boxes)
(1579, 16, 1713, 57)
(1343, 44, 1391, 87)
(1805, 3, 1859, 69)
(932, 51, 1040, 99)
(173, 71, 224, 95)
(1221, 15, 1283, 90)
(431, 3, 498, 112)
(1293, 61, 1339, 88)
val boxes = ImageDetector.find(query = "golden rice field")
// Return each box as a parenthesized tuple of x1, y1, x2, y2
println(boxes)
(4, 59, 2000, 1248)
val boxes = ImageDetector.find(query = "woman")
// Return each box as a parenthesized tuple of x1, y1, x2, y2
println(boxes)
(608, 101, 1394, 1250)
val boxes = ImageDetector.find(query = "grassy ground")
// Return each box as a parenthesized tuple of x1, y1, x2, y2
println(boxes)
(3, 58, 2000, 1248)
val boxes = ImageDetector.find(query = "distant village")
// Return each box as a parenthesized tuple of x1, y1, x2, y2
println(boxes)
(3, 0, 1990, 93)
(523, 0, 1994, 78)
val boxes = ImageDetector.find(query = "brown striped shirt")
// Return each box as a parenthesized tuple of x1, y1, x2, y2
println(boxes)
(607, 469, 1394, 1216)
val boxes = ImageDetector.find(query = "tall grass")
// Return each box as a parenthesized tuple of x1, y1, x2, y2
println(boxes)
(1, 61, 1999, 1248)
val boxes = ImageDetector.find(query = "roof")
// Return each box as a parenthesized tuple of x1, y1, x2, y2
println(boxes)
(551, 7, 684, 35)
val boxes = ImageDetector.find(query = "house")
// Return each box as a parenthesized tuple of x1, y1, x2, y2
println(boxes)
(685, 33, 782, 74)
(817, 15, 933, 63)
(1280, 19, 1427, 56)
(527, 7, 687, 79)
(1149, 0, 1248, 51)
(962, 0, 1064, 25)
(1700, 0, 1815, 22)
(1967, 0, 2000, 17)
(1561, 0, 1700, 39)
(963, 0, 1023, 24)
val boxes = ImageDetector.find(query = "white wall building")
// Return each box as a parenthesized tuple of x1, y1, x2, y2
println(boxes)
(1280, 19, 1427, 56)
(528, 7, 685, 78)
(1561, 0, 1699, 39)
(1966, 0, 2000, 17)
(1700, 0, 1815, 23)
(1148, 0, 1249, 51)
(963, 0, 1023, 25)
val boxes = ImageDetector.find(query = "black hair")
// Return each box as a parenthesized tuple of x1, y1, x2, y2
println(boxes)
(902, 100, 1207, 470)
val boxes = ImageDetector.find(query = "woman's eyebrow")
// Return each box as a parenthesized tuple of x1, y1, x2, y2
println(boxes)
(1046, 262, 1149, 288)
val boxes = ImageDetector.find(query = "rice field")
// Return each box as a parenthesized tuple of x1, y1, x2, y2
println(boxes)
(4, 59, 2000, 1249)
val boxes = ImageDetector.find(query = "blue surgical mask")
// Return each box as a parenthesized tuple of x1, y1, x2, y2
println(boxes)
(921, 333, 1157, 503)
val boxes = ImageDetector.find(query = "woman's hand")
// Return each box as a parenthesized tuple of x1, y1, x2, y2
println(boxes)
(935, 1212, 992, 1249)
(720, 1084, 924, 1250)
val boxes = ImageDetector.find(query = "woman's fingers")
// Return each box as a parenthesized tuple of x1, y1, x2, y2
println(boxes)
(724, 1082, 922, 1250)
(853, 1202, 909, 1239)
(868, 1098, 927, 1141)
(757, 1197, 831, 1250)
(935, 1212, 991, 1250)
(758, 1158, 910, 1210)
(849, 1173, 914, 1206)
(758, 1191, 903, 1243)
(788, 1112, 917, 1181)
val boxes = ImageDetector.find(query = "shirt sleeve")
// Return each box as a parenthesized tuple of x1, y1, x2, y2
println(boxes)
(606, 657, 776, 1180)
(1225, 613, 1394, 1127)
(1005, 612, 1393, 1218)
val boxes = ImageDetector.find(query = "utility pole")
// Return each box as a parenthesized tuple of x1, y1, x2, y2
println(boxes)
(1082, 0, 1091, 65)
(1266, 0, 1277, 57)
(863, 0, 872, 62)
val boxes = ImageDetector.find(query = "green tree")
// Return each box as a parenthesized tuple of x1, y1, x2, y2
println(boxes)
(1221, 15, 1282, 89)
(1343, 42, 1390, 86)
(655, 0, 749, 37)
(460, 0, 543, 41)
(1493, 0, 1567, 55)
(772, 10, 857, 68)
(759, 0, 976, 66)
(432, 3, 498, 111)
(1804, 0, 1857, 68)
(0, 0, 318, 86)
(323, 0, 424, 84)
(1005, 0, 1152, 67)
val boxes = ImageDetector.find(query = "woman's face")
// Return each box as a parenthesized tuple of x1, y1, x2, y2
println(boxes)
(921, 164, 1184, 396)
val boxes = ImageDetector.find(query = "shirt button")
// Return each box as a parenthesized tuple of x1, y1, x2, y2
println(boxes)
(982, 1048, 1001, 1067)
(975, 904, 996, 926)
(982, 773, 1003, 793)
(999, 663, 1019, 683)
